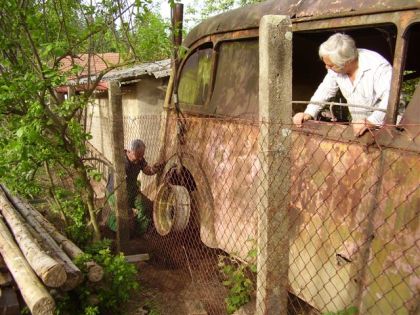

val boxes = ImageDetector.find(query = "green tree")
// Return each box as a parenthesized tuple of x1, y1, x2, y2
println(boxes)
(132, 10, 172, 61)
(185, 0, 263, 28)
(0, 0, 171, 243)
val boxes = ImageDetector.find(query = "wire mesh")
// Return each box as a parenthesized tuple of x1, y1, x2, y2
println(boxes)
(89, 113, 420, 315)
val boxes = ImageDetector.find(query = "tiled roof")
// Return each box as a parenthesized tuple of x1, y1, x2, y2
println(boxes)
(59, 53, 121, 77)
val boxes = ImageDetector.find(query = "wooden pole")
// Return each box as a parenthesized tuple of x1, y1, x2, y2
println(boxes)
(0, 189, 66, 288)
(256, 15, 292, 315)
(108, 80, 130, 251)
(0, 214, 55, 315)
(3, 188, 103, 282)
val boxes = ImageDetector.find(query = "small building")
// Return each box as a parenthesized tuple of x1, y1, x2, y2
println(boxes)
(57, 55, 171, 196)
(85, 59, 171, 165)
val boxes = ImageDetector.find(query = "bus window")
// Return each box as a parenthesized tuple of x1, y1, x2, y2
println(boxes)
(211, 40, 259, 119)
(399, 23, 420, 131)
(293, 25, 397, 123)
(178, 45, 213, 106)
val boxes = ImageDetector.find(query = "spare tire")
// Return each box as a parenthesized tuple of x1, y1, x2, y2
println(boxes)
(153, 184, 191, 236)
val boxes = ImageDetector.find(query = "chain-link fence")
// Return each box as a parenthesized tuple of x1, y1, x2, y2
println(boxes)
(88, 113, 419, 315)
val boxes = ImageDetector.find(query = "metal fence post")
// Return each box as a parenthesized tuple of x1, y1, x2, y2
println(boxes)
(108, 80, 130, 251)
(257, 15, 292, 314)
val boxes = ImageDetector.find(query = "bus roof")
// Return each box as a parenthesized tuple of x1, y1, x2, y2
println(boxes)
(184, 0, 419, 47)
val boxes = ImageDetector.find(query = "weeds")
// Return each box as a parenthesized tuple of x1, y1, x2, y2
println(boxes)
(218, 241, 257, 314)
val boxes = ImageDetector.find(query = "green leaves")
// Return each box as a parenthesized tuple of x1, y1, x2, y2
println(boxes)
(218, 251, 256, 314)
(57, 244, 139, 315)
(130, 10, 172, 62)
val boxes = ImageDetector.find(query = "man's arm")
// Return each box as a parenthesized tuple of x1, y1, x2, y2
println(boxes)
(142, 161, 165, 176)
(293, 70, 339, 126)
(367, 64, 392, 125)
(353, 64, 392, 137)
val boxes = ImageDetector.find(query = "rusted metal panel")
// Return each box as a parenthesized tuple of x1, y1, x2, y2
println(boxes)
(164, 2, 420, 314)
(163, 115, 260, 259)
(295, 0, 419, 18)
(184, 0, 419, 48)
(289, 132, 381, 312)
(360, 149, 420, 314)
(160, 109, 419, 313)
(184, 0, 297, 47)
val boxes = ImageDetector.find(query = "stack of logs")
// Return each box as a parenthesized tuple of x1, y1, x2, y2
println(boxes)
(0, 185, 104, 315)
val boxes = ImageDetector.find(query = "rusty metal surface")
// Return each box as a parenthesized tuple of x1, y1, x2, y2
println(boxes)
(184, 0, 420, 48)
(401, 84, 420, 128)
(162, 116, 260, 259)
(184, 0, 297, 47)
(361, 149, 420, 313)
(87, 109, 420, 314)
(155, 114, 420, 314)
(289, 132, 381, 312)
(295, 0, 419, 18)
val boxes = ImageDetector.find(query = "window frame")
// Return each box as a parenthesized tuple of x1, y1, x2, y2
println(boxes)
(293, 10, 420, 152)
(174, 30, 259, 116)
(176, 41, 215, 114)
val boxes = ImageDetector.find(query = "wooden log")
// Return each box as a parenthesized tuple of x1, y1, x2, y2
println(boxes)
(23, 218, 83, 291)
(124, 254, 150, 263)
(0, 214, 55, 315)
(2, 187, 103, 283)
(0, 189, 66, 288)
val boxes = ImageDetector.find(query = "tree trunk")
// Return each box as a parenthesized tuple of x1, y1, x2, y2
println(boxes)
(0, 214, 55, 315)
(76, 165, 101, 241)
(3, 188, 103, 282)
(0, 189, 66, 288)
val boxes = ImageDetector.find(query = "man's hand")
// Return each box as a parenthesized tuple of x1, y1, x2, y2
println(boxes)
(353, 119, 375, 137)
(152, 161, 166, 172)
(143, 160, 166, 175)
(293, 112, 312, 127)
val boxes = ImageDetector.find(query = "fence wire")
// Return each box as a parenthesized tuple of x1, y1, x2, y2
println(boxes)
(88, 113, 419, 315)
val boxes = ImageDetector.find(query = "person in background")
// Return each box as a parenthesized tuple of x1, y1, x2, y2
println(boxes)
(293, 33, 392, 137)
(106, 139, 165, 236)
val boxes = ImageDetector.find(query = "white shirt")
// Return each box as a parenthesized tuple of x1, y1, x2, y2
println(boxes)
(304, 49, 392, 124)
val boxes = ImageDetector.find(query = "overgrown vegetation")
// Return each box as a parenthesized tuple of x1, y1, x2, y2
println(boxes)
(0, 0, 173, 243)
(185, 0, 263, 27)
(218, 243, 257, 314)
(55, 240, 139, 315)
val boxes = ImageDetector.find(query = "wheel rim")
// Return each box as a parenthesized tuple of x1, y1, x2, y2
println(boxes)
(153, 184, 191, 236)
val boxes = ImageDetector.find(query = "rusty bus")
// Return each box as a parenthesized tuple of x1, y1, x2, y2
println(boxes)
(151, 0, 420, 313)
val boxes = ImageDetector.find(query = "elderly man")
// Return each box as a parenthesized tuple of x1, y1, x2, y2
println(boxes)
(293, 33, 392, 136)
(124, 139, 164, 209)
(106, 139, 165, 235)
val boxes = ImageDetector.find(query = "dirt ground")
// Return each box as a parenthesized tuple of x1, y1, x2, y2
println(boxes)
(122, 237, 228, 315)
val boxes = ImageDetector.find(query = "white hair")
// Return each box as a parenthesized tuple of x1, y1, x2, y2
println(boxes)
(130, 139, 145, 151)
(319, 33, 358, 68)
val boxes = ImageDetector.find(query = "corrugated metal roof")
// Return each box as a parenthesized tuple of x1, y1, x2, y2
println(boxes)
(104, 59, 171, 81)
(64, 59, 171, 88)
